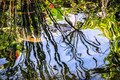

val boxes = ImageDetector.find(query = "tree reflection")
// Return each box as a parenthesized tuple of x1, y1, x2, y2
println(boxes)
(1, 28, 108, 79)
(0, 0, 118, 80)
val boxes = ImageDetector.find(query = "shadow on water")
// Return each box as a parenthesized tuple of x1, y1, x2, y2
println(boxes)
(1, 0, 120, 80)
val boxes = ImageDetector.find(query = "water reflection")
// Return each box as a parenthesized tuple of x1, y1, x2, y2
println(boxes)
(0, 0, 116, 79)
(0, 27, 110, 79)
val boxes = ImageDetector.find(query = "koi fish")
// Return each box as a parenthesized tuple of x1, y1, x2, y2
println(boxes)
(23, 37, 43, 42)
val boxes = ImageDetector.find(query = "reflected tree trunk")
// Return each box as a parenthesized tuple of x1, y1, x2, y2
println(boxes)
(21, 0, 32, 37)
(101, 0, 108, 19)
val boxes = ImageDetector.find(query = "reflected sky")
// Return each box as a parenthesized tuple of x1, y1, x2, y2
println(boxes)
(9, 29, 110, 79)
(0, 4, 110, 79)
(0, 11, 110, 79)
(0, 0, 120, 79)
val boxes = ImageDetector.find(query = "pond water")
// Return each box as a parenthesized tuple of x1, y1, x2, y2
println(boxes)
(0, 0, 120, 80)
(0, 27, 110, 79)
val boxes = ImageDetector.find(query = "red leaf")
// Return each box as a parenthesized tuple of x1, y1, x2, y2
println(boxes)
(15, 53, 19, 60)
(50, 3, 54, 9)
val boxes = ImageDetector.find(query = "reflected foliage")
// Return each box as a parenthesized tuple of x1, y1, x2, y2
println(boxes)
(80, 0, 120, 79)
(0, 0, 120, 80)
